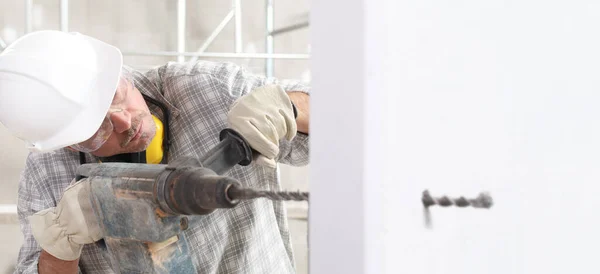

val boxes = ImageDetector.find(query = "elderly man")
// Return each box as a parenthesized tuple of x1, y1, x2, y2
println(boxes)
(0, 30, 309, 273)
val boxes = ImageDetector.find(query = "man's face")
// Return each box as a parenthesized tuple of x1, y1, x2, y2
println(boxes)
(75, 77, 156, 157)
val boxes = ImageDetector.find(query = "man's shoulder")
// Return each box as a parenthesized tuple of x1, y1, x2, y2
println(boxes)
(27, 148, 78, 162)
(20, 149, 81, 203)
(154, 60, 261, 100)
(24, 149, 80, 176)
(158, 60, 245, 79)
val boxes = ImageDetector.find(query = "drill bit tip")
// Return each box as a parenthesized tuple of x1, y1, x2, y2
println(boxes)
(422, 190, 493, 209)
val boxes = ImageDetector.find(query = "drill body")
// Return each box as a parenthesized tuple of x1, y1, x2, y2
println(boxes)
(75, 129, 253, 273)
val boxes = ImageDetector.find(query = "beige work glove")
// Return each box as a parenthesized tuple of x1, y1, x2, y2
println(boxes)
(227, 84, 297, 168)
(29, 179, 102, 261)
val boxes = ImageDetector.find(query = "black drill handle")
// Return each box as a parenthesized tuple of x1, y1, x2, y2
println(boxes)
(198, 128, 254, 175)
(199, 103, 298, 175)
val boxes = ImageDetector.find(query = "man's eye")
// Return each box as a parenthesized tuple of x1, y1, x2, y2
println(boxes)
(112, 78, 130, 105)
(112, 93, 125, 105)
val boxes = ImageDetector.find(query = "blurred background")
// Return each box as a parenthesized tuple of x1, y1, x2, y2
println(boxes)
(0, 0, 310, 273)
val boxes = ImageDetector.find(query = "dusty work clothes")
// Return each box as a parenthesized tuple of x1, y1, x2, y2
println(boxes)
(15, 61, 310, 274)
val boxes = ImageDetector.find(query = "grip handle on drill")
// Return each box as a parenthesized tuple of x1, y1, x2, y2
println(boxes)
(202, 102, 298, 174)
(198, 128, 254, 175)
(203, 102, 298, 174)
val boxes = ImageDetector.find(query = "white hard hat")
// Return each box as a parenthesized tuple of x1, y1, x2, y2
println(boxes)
(0, 30, 123, 152)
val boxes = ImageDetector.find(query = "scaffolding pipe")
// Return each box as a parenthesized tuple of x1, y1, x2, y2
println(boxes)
(60, 0, 69, 32)
(122, 51, 309, 59)
(0, 204, 18, 225)
(177, 0, 186, 63)
(266, 0, 274, 77)
(234, 0, 242, 53)
(270, 22, 309, 36)
(24, 0, 33, 33)
(0, 37, 6, 50)
(189, 10, 235, 63)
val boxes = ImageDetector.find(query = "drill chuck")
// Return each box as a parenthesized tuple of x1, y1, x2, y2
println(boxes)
(158, 166, 241, 215)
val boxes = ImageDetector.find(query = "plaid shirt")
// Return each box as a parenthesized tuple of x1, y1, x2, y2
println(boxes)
(15, 61, 310, 274)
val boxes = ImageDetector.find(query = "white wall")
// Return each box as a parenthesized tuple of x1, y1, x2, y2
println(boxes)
(310, 0, 386, 272)
(311, 0, 600, 273)
(384, 1, 600, 272)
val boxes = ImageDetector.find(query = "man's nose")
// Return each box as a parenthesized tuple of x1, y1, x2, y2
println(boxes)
(110, 110, 132, 133)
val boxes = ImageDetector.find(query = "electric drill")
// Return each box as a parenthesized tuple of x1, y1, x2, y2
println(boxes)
(75, 129, 259, 273)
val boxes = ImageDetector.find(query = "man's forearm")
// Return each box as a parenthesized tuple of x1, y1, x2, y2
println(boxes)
(287, 91, 309, 134)
(38, 250, 79, 274)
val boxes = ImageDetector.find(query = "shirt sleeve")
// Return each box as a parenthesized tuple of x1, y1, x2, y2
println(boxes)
(15, 155, 47, 274)
(15, 153, 84, 274)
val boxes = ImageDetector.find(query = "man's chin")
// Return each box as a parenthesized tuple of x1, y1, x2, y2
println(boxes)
(127, 138, 153, 154)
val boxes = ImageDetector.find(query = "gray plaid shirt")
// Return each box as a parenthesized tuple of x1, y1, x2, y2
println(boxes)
(15, 61, 310, 274)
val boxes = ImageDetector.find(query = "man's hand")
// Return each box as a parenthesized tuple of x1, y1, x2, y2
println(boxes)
(38, 250, 80, 274)
(29, 179, 102, 261)
(228, 84, 297, 168)
(287, 91, 309, 134)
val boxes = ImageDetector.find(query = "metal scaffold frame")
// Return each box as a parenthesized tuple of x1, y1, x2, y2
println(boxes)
(1, 0, 311, 77)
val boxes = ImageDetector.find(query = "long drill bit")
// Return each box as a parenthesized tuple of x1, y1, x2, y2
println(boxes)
(421, 190, 493, 208)
(228, 186, 309, 201)
(421, 190, 493, 228)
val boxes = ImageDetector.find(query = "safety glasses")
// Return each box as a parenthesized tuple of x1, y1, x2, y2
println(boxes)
(70, 74, 134, 152)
